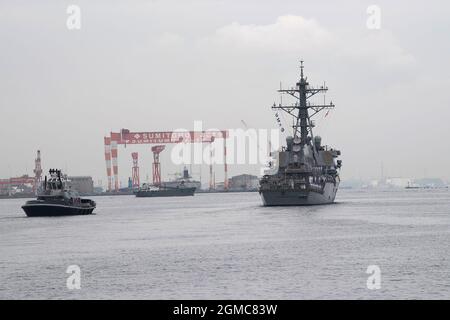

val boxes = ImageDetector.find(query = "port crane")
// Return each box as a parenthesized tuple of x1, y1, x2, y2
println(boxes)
(104, 129, 229, 192)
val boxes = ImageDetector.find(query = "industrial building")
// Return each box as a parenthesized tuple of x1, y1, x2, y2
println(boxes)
(228, 174, 259, 191)
(0, 175, 35, 196)
(68, 176, 94, 195)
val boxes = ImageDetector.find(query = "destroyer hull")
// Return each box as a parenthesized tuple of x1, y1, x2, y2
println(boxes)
(259, 181, 338, 206)
(21, 204, 95, 217)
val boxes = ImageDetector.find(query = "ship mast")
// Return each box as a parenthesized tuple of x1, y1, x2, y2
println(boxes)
(272, 61, 335, 145)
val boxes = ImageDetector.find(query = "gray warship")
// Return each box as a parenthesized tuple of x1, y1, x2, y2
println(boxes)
(259, 62, 342, 206)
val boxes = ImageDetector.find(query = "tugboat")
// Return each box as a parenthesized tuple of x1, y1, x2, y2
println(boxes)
(259, 61, 342, 206)
(21, 169, 96, 217)
(135, 181, 196, 197)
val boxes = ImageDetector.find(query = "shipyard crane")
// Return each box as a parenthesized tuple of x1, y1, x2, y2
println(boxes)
(131, 152, 140, 189)
(151, 145, 165, 186)
(33, 150, 42, 194)
(104, 129, 229, 192)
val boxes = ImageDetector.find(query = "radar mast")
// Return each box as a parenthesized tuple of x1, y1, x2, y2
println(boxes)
(272, 61, 335, 145)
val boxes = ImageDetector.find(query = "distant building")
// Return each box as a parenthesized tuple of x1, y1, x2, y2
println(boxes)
(413, 178, 446, 188)
(68, 176, 94, 195)
(215, 182, 225, 191)
(93, 186, 104, 194)
(340, 179, 365, 189)
(229, 174, 259, 191)
(0, 175, 35, 195)
(385, 177, 412, 188)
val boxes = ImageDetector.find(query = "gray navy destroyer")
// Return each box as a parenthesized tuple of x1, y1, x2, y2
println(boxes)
(259, 62, 342, 206)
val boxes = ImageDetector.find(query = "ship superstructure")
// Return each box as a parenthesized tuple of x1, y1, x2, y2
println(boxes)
(163, 167, 201, 190)
(259, 62, 342, 206)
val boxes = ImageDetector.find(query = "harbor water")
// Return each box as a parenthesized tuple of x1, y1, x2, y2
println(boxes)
(1, 189, 450, 299)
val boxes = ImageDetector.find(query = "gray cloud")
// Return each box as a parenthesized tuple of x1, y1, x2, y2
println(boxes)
(0, 0, 449, 186)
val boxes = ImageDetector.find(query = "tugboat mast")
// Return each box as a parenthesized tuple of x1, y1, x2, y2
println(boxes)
(272, 61, 335, 146)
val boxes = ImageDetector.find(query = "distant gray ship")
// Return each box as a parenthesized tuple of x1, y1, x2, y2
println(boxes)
(134, 184, 196, 197)
(135, 168, 197, 198)
(259, 62, 342, 206)
(163, 167, 201, 190)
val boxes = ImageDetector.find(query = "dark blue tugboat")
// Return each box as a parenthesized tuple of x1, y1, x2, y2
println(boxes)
(21, 169, 96, 217)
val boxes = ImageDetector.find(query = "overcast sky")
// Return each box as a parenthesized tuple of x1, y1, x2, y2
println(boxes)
(1, 0, 449, 186)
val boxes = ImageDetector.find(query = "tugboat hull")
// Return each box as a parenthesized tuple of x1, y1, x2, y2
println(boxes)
(260, 182, 338, 206)
(22, 203, 95, 217)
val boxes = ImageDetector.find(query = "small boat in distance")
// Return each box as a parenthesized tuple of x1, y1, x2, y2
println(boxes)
(163, 167, 201, 190)
(135, 181, 196, 197)
(21, 169, 96, 217)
